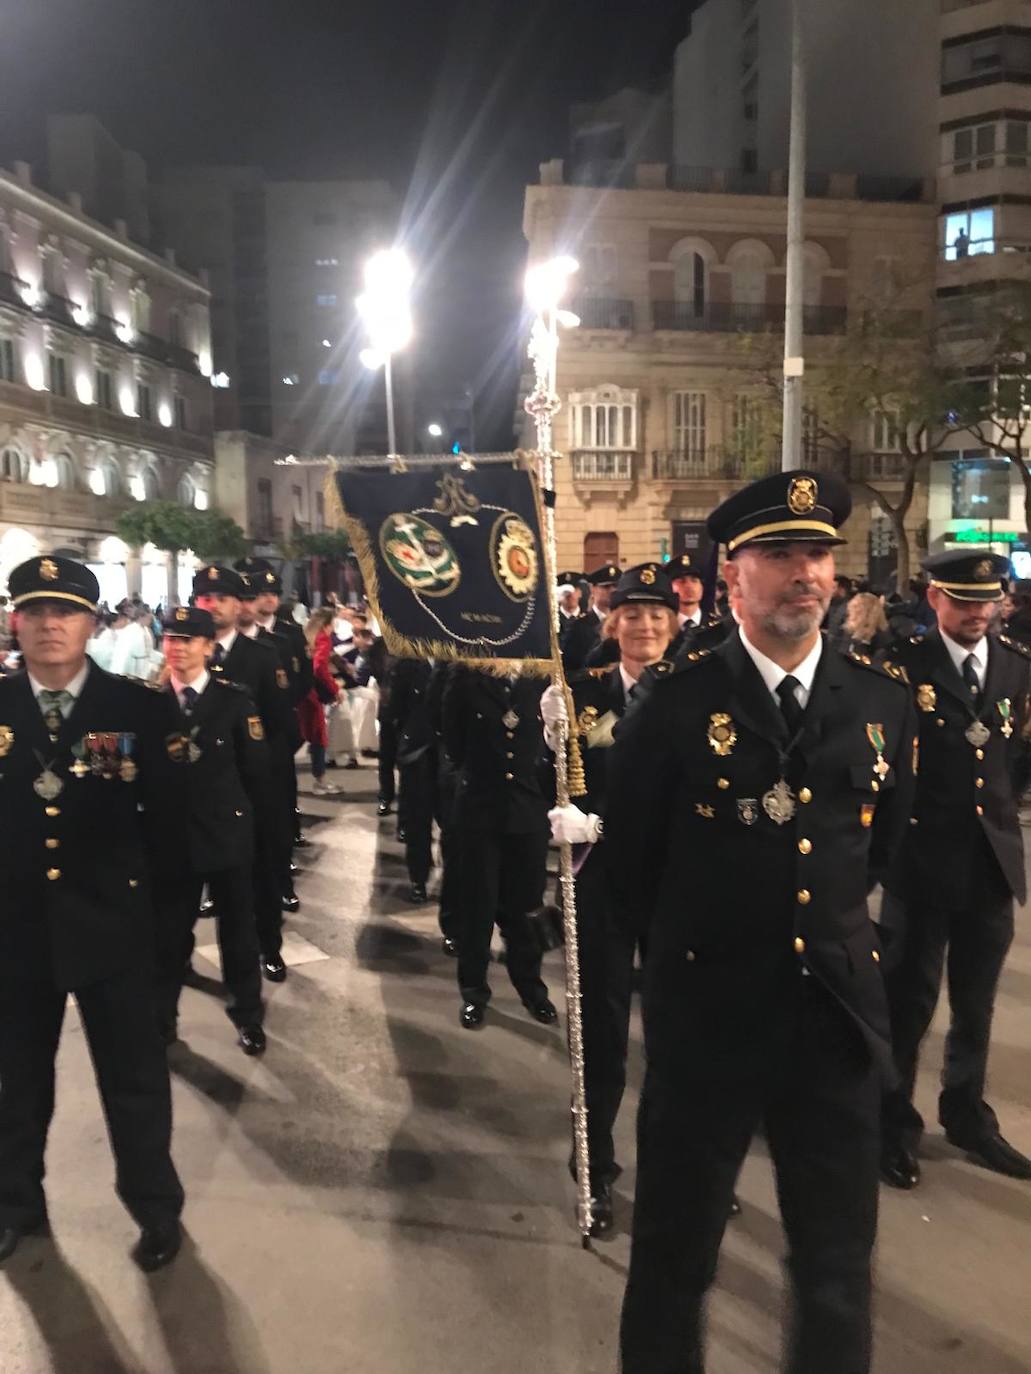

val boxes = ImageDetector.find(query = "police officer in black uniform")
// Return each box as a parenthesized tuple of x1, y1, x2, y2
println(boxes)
(154, 606, 270, 1055)
(606, 473, 916, 1374)
(442, 667, 558, 1029)
(562, 564, 619, 671)
(0, 556, 186, 1271)
(192, 565, 293, 982)
(544, 563, 679, 1237)
(388, 657, 437, 903)
(880, 549, 1031, 1187)
(665, 550, 727, 659)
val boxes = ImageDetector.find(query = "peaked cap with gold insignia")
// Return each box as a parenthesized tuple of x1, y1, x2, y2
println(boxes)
(707, 469, 850, 555)
(8, 554, 100, 612)
(922, 549, 1008, 603)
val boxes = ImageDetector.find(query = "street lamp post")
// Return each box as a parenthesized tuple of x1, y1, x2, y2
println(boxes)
(427, 421, 444, 454)
(357, 248, 414, 457)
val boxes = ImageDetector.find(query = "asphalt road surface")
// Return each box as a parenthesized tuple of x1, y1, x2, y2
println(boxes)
(1, 760, 1029, 1373)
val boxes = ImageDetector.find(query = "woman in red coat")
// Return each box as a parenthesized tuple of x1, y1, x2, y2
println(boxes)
(299, 608, 341, 795)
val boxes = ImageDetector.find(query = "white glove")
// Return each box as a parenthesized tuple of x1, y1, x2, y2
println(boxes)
(541, 683, 570, 753)
(549, 804, 602, 846)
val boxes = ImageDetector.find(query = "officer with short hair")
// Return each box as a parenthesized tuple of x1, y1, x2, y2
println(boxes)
(192, 565, 293, 982)
(155, 606, 269, 1055)
(665, 550, 728, 660)
(0, 555, 186, 1271)
(562, 564, 620, 671)
(880, 549, 1031, 1188)
(607, 472, 916, 1374)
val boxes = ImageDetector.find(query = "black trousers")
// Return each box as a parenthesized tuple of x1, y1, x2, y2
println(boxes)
(575, 849, 636, 1186)
(378, 718, 398, 805)
(882, 879, 1014, 1151)
(399, 749, 437, 887)
(156, 870, 264, 1032)
(621, 977, 879, 1374)
(0, 964, 184, 1232)
(456, 827, 549, 1006)
(437, 763, 461, 941)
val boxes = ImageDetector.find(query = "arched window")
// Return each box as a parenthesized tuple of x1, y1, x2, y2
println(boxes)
(141, 466, 160, 500)
(91, 456, 122, 498)
(727, 240, 774, 322)
(54, 453, 76, 490)
(669, 237, 717, 324)
(177, 473, 196, 507)
(1, 447, 28, 483)
(131, 282, 151, 335)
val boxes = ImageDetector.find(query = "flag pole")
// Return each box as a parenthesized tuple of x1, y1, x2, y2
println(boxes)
(524, 263, 594, 1247)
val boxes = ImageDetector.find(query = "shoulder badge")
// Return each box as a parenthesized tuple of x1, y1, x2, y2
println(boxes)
(587, 664, 618, 679)
(247, 715, 265, 741)
(576, 705, 599, 735)
(651, 660, 673, 676)
(998, 634, 1031, 660)
(275, 667, 289, 689)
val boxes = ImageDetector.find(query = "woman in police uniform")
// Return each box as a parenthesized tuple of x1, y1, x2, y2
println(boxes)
(542, 563, 678, 1236)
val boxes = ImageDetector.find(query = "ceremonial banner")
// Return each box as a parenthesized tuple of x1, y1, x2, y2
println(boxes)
(331, 461, 556, 669)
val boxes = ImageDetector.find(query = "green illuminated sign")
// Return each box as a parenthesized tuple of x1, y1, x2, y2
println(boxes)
(952, 527, 1019, 543)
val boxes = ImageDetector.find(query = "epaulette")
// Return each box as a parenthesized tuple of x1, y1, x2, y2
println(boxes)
(586, 663, 619, 679)
(998, 634, 1031, 659)
(684, 647, 713, 664)
(909, 634, 926, 645)
(215, 677, 249, 691)
(650, 660, 674, 676)
(116, 674, 162, 691)
(671, 647, 715, 675)
(847, 652, 909, 687)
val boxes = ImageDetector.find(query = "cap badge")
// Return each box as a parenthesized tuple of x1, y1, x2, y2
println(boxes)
(916, 683, 936, 713)
(266, 572, 275, 584)
(208, 566, 219, 579)
(973, 559, 993, 579)
(640, 567, 656, 586)
(175, 607, 188, 622)
(707, 712, 737, 757)
(39, 558, 59, 582)
(787, 477, 818, 516)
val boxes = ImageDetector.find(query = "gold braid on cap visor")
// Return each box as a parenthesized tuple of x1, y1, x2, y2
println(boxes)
(929, 578, 1003, 602)
(12, 590, 98, 611)
(726, 519, 840, 553)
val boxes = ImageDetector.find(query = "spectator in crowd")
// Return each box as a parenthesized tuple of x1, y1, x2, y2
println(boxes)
(823, 573, 853, 641)
(840, 591, 892, 657)
(87, 611, 118, 670)
(298, 607, 341, 795)
(0, 594, 10, 650)
(110, 602, 153, 679)
(1003, 580, 1031, 649)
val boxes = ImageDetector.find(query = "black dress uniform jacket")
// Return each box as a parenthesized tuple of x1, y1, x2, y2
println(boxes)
(273, 613, 314, 707)
(884, 629, 1031, 908)
(166, 677, 271, 874)
(389, 659, 435, 763)
(606, 631, 916, 1077)
(0, 664, 186, 990)
(215, 632, 294, 743)
(561, 609, 606, 672)
(442, 669, 547, 833)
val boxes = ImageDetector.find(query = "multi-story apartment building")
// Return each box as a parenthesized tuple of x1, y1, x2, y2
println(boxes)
(0, 160, 214, 605)
(522, 162, 936, 581)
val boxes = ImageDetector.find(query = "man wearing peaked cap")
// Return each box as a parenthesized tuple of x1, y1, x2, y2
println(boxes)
(562, 563, 621, 672)
(0, 554, 187, 1271)
(154, 604, 269, 1057)
(879, 546, 1031, 1191)
(192, 565, 294, 982)
(665, 550, 728, 661)
(604, 470, 917, 1373)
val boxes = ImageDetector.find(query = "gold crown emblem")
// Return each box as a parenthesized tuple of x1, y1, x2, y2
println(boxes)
(39, 558, 59, 582)
(973, 559, 993, 579)
(175, 607, 188, 622)
(208, 566, 219, 579)
(787, 476, 818, 516)
(640, 567, 656, 585)
(265, 572, 275, 584)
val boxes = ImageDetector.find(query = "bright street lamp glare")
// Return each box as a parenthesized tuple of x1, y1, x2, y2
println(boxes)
(364, 247, 414, 296)
(427, 423, 444, 437)
(525, 256, 580, 314)
(360, 348, 385, 371)
(557, 310, 581, 330)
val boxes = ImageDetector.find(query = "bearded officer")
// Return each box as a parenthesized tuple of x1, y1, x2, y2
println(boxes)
(0, 555, 186, 1270)
(606, 472, 916, 1374)
(154, 606, 269, 1055)
(192, 565, 293, 982)
(880, 550, 1031, 1188)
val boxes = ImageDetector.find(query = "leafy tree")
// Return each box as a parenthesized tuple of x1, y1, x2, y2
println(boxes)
(116, 501, 247, 604)
(294, 529, 351, 560)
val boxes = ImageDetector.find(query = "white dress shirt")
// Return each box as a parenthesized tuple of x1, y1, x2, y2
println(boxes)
(28, 662, 91, 716)
(939, 629, 987, 689)
(216, 628, 238, 656)
(738, 627, 823, 711)
(678, 609, 702, 629)
(240, 623, 259, 639)
(170, 668, 210, 710)
(619, 664, 639, 703)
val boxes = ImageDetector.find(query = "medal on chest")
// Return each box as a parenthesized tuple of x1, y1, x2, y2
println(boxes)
(997, 698, 1013, 740)
(762, 777, 796, 825)
(865, 723, 890, 781)
(32, 749, 64, 801)
(964, 719, 990, 747)
(502, 709, 520, 730)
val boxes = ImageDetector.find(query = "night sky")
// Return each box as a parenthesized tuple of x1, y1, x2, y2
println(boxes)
(0, 0, 694, 447)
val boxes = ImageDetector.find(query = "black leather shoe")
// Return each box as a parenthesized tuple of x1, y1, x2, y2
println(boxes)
(281, 894, 300, 913)
(524, 997, 558, 1025)
(377, 800, 392, 817)
(949, 1132, 1031, 1179)
(881, 1143, 921, 1189)
(0, 1218, 48, 1264)
(460, 1002, 485, 1029)
(262, 955, 287, 983)
(238, 1024, 267, 1056)
(588, 1180, 614, 1238)
(132, 1220, 181, 1273)
(441, 936, 458, 957)
(198, 899, 215, 918)
(407, 882, 427, 904)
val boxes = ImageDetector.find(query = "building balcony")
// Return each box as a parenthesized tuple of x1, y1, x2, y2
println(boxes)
(569, 449, 636, 507)
(651, 301, 847, 335)
(652, 448, 780, 482)
(571, 296, 635, 330)
(0, 379, 213, 458)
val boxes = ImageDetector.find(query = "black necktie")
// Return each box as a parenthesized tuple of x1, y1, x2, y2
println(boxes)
(777, 675, 804, 735)
(962, 653, 981, 706)
(211, 643, 225, 668)
(181, 685, 198, 715)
